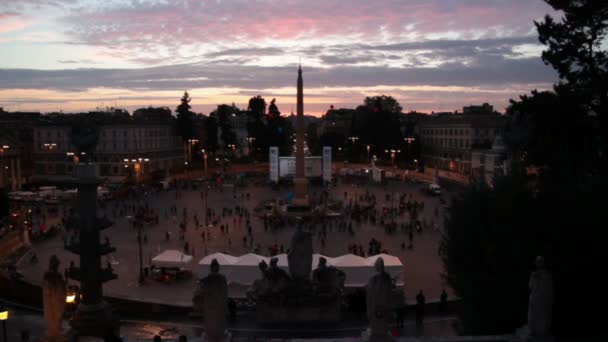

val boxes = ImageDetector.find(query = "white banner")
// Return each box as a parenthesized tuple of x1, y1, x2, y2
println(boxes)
(322, 146, 332, 182)
(269, 147, 279, 182)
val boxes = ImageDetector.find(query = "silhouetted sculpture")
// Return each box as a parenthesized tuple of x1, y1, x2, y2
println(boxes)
(252, 228, 341, 325)
(287, 225, 312, 281)
(312, 257, 345, 297)
(246, 260, 269, 302)
(268, 98, 280, 117)
(364, 257, 394, 341)
(199, 259, 230, 342)
(42, 255, 66, 342)
(528, 256, 553, 337)
(266, 257, 290, 293)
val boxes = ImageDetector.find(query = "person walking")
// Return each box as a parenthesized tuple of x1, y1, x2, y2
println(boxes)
(439, 289, 448, 313)
(415, 290, 426, 326)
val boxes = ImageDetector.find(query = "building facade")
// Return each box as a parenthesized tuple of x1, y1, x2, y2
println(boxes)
(418, 104, 507, 175)
(32, 112, 183, 183)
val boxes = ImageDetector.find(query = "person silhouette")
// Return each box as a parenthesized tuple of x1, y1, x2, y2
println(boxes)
(415, 290, 426, 326)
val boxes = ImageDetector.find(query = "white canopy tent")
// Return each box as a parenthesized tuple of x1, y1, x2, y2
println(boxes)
(228, 253, 269, 285)
(366, 253, 404, 284)
(331, 254, 372, 287)
(151, 250, 193, 269)
(197, 252, 403, 288)
(199, 253, 240, 279)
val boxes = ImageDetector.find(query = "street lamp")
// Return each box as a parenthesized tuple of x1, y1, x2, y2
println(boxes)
(43, 143, 57, 151)
(201, 149, 208, 177)
(0, 305, 7, 342)
(246, 137, 255, 157)
(385, 149, 401, 166)
(404, 137, 415, 168)
(186, 139, 199, 178)
(137, 223, 144, 284)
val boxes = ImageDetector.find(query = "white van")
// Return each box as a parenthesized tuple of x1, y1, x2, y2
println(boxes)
(428, 183, 442, 196)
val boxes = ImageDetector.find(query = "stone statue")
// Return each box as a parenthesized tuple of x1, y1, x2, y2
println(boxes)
(42, 255, 67, 342)
(528, 256, 553, 337)
(287, 225, 313, 280)
(247, 260, 270, 301)
(364, 257, 393, 341)
(200, 259, 230, 342)
(312, 257, 344, 296)
(266, 257, 290, 293)
(69, 121, 99, 162)
(268, 98, 280, 117)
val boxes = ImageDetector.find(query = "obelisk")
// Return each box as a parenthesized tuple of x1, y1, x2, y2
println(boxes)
(292, 65, 308, 207)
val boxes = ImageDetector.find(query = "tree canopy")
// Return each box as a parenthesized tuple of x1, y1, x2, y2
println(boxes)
(248, 95, 266, 119)
(443, 0, 608, 337)
(175, 91, 195, 142)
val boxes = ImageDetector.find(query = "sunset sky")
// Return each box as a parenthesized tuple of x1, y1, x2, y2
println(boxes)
(0, 0, 560, 116)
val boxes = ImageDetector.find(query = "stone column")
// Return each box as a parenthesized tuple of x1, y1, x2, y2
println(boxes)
(16, 158, 21, 189)
(10, 158, 16, 191)
(42, 255, 67, 342)
(293, 65, 308, 207)
(66, 163, 119, 338)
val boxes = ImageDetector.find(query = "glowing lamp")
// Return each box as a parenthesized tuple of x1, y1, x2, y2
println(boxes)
(66, 293, 76, 304)
(0, 309, 7, 321)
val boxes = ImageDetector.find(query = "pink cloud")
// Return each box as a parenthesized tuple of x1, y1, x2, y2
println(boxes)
(62, 0, 555, 60)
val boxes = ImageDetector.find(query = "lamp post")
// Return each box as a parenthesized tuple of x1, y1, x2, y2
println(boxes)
(0, 145, 9, 189)
(201, 149, 208, 177)
(186, 139, 199, 179)
(246, 137, 255, 157)
(385, 149, 401, 166)
(137, 222, 144, 284)
(404, 137, 415, 168)
(123, 158, 150, 184)
(348, 136, 358, 161)
(0, 305, 8, 342)
(366, 144, 371, 162)
(43, 143, 57, 151)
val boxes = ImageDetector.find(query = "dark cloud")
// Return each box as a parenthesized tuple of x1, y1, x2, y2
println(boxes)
(318, 54, 379, 65)
(366, 36, 538, 52)
(0, 56, 557, 92)
(57, 59, 99, 64)
(205, 47, 284, 58)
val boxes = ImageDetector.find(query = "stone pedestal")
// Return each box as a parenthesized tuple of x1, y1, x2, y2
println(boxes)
(69, 301, 118, 338)
(256, 294, 341, 326)
(202, 330, 232, 342)
(362, 327, 393, 342)
(514, 326, 554, 342)
(292, 178, 308, 207)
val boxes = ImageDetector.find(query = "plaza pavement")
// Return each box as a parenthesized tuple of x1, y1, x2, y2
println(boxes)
(17, 177, 453, 308)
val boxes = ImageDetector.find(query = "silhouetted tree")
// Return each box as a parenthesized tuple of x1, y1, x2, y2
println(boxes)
(363, 95, 403, 114)
(204, 116, 219, 153)
(175, 91, 195, 142)
(443, 1, 608, 337)
(211, 104, 238, 150)
(248, 95, 266, 119)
